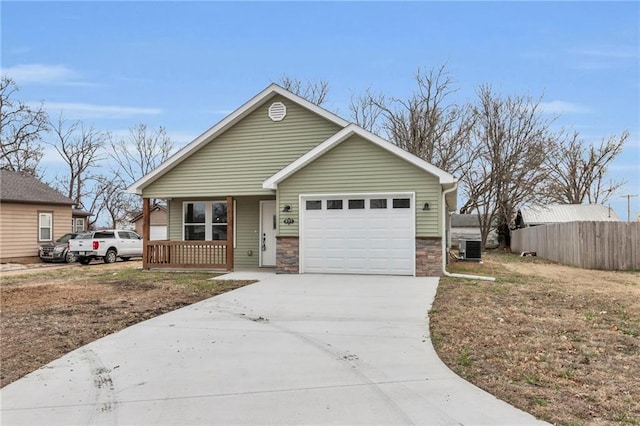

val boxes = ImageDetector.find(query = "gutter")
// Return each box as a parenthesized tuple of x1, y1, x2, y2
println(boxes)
(441, 182, 496, 282)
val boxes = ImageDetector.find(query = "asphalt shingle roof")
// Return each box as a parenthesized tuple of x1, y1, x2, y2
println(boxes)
(451, 214, 481, 228)
(519, 204, 620, 225)
(0, 169, 74, 205)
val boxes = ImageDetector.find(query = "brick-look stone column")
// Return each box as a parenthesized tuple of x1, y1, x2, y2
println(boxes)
(415, 237, 443, 277)
(276, 236, 299, 274)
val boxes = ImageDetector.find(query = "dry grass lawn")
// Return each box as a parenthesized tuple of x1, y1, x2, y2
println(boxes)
(430, 252, 640, 425)
(0, 261, 253, 388)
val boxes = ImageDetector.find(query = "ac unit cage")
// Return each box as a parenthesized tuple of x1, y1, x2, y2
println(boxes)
(458, 239, 482, 261)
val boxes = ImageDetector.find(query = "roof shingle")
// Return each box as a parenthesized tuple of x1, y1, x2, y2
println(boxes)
(0, 170, 74, 205)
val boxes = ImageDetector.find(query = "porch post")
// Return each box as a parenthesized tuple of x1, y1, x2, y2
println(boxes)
(226, 196, 234, 271)
(142, 197, 150, 270)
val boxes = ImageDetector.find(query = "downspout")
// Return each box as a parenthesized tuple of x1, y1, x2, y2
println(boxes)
(441, 182, 496, 282)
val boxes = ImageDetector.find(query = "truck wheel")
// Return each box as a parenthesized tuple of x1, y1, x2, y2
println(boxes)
(65, 251, 76, 263)
(79, 257, 91, 265)
(104, 249, 117, 264)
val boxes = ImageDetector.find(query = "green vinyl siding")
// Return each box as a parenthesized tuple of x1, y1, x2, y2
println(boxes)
(168, 200, 181, 241)
(142, 96, 342, 198)
(278, 135, 442, 237)
(168, 196, 272, 269)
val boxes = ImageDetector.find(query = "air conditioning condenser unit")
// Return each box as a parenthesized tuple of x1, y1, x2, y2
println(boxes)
(458, 239, 482, 261)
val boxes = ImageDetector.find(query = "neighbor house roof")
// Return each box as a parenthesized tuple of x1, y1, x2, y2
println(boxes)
(72, 208, 92, 217)
(450, 214, 481, 228)
(519, 204, 620, 225)
(128, 84, 350, 195)
(0, 169, 73, 205)
(263, 124, 457, 189)
(131, 204, 167, 223)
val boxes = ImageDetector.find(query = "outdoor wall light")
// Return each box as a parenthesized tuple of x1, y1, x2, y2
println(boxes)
(422, 202, 431, 211)
(282, 205, 291, 212)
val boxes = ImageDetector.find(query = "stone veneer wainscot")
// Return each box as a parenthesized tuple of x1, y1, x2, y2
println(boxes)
(415, 237, 442, 277)
(276, 236, 299, 274)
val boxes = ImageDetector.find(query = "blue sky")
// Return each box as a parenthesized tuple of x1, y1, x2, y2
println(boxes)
(2, 1, 639, 221)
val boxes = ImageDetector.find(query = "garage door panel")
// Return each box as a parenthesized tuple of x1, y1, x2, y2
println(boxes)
(301, 194, 414, 276)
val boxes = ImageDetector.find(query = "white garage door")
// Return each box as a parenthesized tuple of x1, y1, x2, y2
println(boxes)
(300, 194, 415, 276)
(150, 225, 167, 241)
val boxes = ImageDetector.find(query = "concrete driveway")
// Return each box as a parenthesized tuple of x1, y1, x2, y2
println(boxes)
(1, 274, 545, 425)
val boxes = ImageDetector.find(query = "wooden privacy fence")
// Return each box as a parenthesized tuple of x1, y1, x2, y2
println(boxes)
(144, 241, 231, 270)
(511, 221, 640, 270)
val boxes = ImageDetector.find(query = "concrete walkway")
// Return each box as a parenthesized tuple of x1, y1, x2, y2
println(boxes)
(0, 274, 546, 425)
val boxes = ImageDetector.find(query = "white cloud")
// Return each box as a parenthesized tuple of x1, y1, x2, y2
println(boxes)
(569, 45, 639, 70)
(0, 64, 90, 86)
(43, 102, 162, 119)
(539, 100, 592, 115)
(572, 46, 638, 59)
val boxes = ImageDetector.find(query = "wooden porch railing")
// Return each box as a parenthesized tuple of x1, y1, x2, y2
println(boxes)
(144, 241, 231, 270)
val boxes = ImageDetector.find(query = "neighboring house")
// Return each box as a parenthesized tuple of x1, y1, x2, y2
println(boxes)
(450, 214, 498, 249)
(515, 204, 620, 228)
(0, 170, 76, 261)
(72, 208, 91, 233)
(128, 84, 457, 276)
(131, 204, 167, 240)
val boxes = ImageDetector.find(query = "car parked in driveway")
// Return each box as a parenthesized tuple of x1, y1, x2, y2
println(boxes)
(68, 230, 143, 265)
(38, 233, 79, 263)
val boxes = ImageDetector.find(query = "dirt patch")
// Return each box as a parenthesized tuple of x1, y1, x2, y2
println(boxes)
(0, 261, 253, 388)
(430, 252, 640, 425)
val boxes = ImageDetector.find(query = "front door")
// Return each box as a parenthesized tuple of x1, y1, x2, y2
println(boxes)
(260, 200, 277, 267)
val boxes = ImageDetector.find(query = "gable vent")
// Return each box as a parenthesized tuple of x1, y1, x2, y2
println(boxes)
(268, 102, 287, 122)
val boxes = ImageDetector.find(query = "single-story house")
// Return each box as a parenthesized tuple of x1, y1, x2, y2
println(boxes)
(72, 208, 91, 233)
(450, 214, 498, 249)
(0, 169, 89, 261)
(131, 204, 167, 240)
(128, 84, 458, 276)
(515, 204, 620, 228)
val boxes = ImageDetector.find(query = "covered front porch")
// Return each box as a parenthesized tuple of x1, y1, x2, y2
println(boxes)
(140, 196, 277, 270)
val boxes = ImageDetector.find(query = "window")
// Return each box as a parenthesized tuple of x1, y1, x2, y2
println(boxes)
(72, 218, 85, 233)
(393, 198, 411, 208)
(94, 231, 115, 239)
(184, 202, 206, 240)
(39, 212, 52, 241)
(306, 200, 322, 210)
(348, 199, 365, 209)
(183, 201, 228, 241)
(327, 200, 343, 210)
(119, 231, 141, 240)
(211, 202, 227, 241)
(370, 199, 387, 209)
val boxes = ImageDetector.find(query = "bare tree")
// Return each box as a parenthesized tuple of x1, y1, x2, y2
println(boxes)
(108, 123, 175, 222)
(95, 176, 130, 229)
(49, 115, 109, 217)
(544, 131, 628, 205)
(463, 85, 555, 248)
(352, 66, 477, 178)
(110, 123, 174, 184)
(349, 88, 384, 133)
(277, 75, 329, 106)
(0, 76, 48, 176)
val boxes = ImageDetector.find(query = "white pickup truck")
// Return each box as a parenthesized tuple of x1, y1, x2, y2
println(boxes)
(68, 230, 143, 265)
